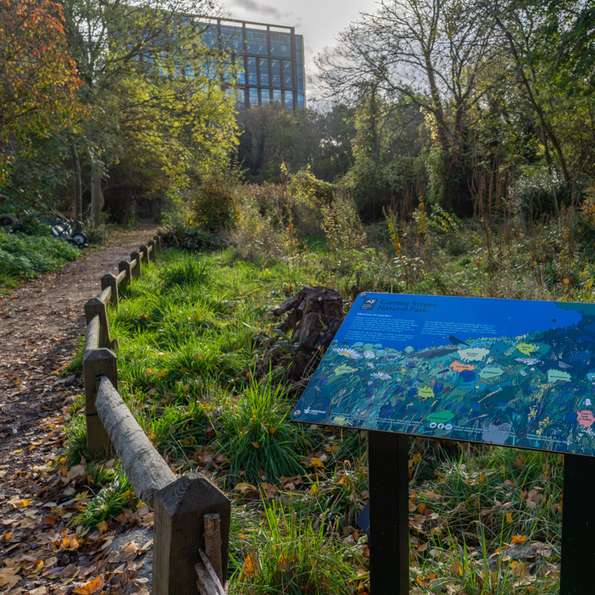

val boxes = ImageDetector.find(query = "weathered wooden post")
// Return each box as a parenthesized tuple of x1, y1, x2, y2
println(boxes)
(83, 348, 117, 459)
(85, 297, 111, 349)
(101, 273, 119, 307)
(118, 260, 132, 290)
(139, 244, 149, 266)
(130, 250, 141, 279)
(153, 235, 160, 258)
(153, 474, 231, 595)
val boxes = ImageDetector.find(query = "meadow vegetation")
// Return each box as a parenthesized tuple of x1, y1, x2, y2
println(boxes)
(65, 183, 593, 592)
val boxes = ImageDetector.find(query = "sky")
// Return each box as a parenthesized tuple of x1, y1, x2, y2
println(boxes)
(222, 0, 379, 97)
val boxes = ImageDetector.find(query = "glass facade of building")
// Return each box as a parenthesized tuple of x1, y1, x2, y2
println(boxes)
(200, 17, 306, 111)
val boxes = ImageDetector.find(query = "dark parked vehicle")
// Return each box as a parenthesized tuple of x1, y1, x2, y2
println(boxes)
(0, 205, 88, 248)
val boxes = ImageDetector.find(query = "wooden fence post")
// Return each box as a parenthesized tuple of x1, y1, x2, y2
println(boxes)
(119, 260, 131, 290)
(153, 473, 231, 595)
(153, 235, 160, 258)
(140, 244, 149, 265)
(83, 348, 117, 459)
(85, 297, 111, 349)
(131, 250, 141, 279)
(101, 273, 119, 307)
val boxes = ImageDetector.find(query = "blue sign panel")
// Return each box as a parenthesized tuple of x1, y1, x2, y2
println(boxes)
(292, 293, 595, 456)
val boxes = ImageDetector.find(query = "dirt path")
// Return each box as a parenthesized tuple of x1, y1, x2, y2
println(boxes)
(0, 227, 158, 594)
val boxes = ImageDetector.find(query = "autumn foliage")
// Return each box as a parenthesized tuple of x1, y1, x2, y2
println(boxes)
(0, 0, 81, 180)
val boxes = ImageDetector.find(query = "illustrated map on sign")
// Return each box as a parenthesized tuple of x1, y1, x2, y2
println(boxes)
(292, 293, 595, 456)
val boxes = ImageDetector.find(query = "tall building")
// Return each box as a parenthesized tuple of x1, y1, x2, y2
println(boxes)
(199, 16, 306, 111)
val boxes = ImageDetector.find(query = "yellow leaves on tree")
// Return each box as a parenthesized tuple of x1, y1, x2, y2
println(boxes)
(0, 0, 81, 181)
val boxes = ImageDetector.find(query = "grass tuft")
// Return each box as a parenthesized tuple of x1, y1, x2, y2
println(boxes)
(231, 501, 360, 595)
(218, 377, 308, 483)
(74, 472, 135, 529)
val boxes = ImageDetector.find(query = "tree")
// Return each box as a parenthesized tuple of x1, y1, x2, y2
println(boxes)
(319, 0, 502, 215)
(0, 0, 81, 185)
(345, 86, 426, 220)
(488, 0, 594, 200)
(62, 0, 238, 224)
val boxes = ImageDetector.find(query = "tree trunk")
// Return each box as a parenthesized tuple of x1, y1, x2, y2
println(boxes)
(71, 140, 83, 220)
(90, 159, 104, 226)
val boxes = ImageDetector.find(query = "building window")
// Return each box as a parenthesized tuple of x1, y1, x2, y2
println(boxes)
(282, 61, 292, 88)
(201, 24, 217, 49)
(272, 89, 282, 103)
(297, 93, 305, 108)
(284, 92, 294, 110)
(237, 58, 246, 85)
(247, 57, 258, 85)
(246, 29, 267, 55)
(261, 92, 270, 104)
(220, 25, 243, 53)
(258, 57, 270, 86)
(270, 31, 291, 58)
(249, 87, 259, 106)
(271, 59, 281, 88)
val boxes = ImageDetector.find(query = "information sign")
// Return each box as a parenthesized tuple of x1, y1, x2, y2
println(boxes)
(292, 292, 594, 594)
(293, 293, 595, 456)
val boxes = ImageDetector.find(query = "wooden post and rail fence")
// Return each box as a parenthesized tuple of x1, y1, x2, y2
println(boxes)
(82, 235, 230, 595)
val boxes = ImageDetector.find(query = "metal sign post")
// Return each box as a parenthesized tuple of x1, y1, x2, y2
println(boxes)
(560, 454, 595, 594)
(368, 431, 409, 595)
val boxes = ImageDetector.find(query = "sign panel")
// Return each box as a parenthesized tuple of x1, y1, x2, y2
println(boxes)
(292, 293, 595, 456)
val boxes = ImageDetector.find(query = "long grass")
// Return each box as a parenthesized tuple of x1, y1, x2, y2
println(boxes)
(62, 236, 577, 592)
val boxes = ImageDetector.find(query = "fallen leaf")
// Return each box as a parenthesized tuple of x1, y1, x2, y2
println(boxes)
(234, 482, 258, 496)
(308, 456, 325, 469)
(97, 520, 109, 533)
(511, 534, 528, 545)
(0, 568, 20, 589)
(74, 575, 104, 594)
(58, 534, 80, 551)
(243, 553, 256, 577)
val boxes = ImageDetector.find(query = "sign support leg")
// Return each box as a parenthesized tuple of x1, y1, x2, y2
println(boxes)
(368, 431, 409, 595)
(561, 454, 595, 594)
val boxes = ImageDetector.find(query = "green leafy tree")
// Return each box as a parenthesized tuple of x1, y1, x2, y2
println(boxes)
(62, 0, 238, 223)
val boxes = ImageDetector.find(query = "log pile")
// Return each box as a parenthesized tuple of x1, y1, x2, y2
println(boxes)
(258, 287, 344, 387)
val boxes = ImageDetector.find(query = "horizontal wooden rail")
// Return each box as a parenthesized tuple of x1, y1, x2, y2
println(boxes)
(98, 285, 111, 305)
(116, 269, 127, 285)
(97, 376, 176, 504)
(85, 315, 100, 352)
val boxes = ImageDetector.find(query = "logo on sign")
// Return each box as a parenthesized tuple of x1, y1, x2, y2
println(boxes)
(361, 298, 377, 310)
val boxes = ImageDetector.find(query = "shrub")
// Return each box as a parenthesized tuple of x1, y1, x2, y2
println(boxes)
(162, 225, 228, 251)
(321, 193, 367, 252)
(0, 229, 79, 286)
(227, 196, 289, 263)
(217, 378, 308, 483)
(231, 502, 359, 595)
(287, 165, 335, 209)
(190, 183, 238, 232)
